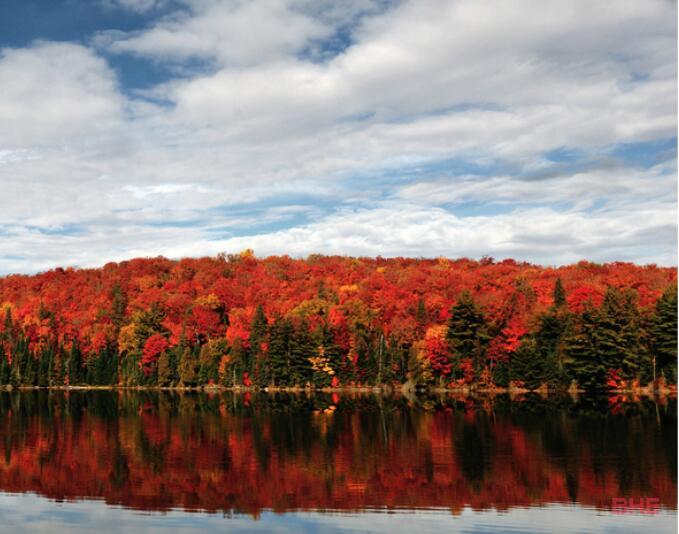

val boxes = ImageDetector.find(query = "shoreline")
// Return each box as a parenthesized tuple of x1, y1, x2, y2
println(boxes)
(2, 384, 676, 397)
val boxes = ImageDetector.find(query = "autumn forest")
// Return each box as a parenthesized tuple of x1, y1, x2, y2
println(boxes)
(0, 252, 676, 392)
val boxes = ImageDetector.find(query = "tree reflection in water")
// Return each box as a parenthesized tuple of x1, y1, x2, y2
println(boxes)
(0, 391, 674, 516)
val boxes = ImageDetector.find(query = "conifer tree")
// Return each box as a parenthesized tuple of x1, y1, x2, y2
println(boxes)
(509, 338, 543, 389)
(597, 287, 641, 378)
(0, 354, 9, 385)
(268, 318, 292, 386)
(289, 320, 314, 386)
(563, 308, 603, 390)
(67, 343, 83, 386)
(157, 350, 172, 386)
(553, 278, 566, 308)
(446, 292, 490, 379)
(651, 284, 678, 383)
(178, 347, 198, 387)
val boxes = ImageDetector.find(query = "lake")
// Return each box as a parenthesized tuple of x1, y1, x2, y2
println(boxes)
(0, 391, 675, 533)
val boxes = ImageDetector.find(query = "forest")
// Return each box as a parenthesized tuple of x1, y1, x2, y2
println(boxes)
(0, 251, 675, 392)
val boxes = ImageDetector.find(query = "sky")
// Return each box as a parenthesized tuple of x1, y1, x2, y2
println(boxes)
(0, 0, 676, 274)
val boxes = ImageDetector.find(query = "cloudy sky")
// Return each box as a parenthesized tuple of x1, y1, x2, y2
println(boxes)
(0, 0, 676, 274)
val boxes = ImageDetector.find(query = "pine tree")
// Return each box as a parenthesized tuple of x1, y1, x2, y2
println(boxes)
(198, 343, 218, 384)
(535, 312, 567, 386)
(509, 337, 544, 389)
(446, 292, 490, 380)
(111, 283, 127, 331)
(157, 349, 172, 386)
(553, 278, 566, 308)
(268, 318, 292, 386)
(563, 308, 603, 390)
(651, 284, 678, 383)
(23, 353, 37, 386)
(289, 320, 314, 386)
(49, 350, 64, 387)
(0, 354, 9, 385)
(67, 343, 83, 386)
(38, 347, 51, 387)
(406, 345, 425, 386)
(416, 297, 427, 335)
(597, 287, 641, 378)
(564, 287, 642, 391)
(178, 347, 198, 387)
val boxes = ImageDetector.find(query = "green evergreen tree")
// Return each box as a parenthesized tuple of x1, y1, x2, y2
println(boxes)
(289, 320, 314, 386)
(37, 348, 51, 387)
(268, 318, 292, 386)
(66, 343, 83, 386)
(597, 287, 641, 378)
(534, 312, 568, 386)
(198, 343, 219, 384)
(553, 278, 567, 308)
(178, 347, 198, 387)
(406, 345, 425, 386)
(564, 287, 642, 391)
(651, 284, 678, 383)
(415, 297, 427, 335)
(0, 354, 9, 385)
(111, 283, 128, 331)
(446, 292, 490, 379)
(563, 308, 603, 390)
(49, 350, 64, 387)
(509, 337, 545, 389)
(23, 353, 37, 386)
(157, 349, 172, 386)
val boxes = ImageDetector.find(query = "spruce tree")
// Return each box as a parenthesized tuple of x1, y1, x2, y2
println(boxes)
(564, 287, 642, 391)
(0, 354, 9, 385)
(268, 318, 292, 386)
(597, 288, 641, 379)
(534, 312, 567, 386)
(416, 297, 427, 335)
(446, 292, 490, 379)
(50, 350, 64, 386)
(111, 283, 128, 331)
(563, 308, 604, 390)
(509, 337, 544, 389)
(38, 348, 51, 387)
(178, 346, 198, 387)
(553, 278, 566, 308)
(66, 343, 83, 386)
(198, 343, 218, 384)
(157, 349, 172, 386)
(651, 284, 678, 383)
(289, 320, 314, 386)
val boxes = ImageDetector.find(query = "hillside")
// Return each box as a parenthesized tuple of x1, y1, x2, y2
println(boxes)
(0, 252, 676, 390)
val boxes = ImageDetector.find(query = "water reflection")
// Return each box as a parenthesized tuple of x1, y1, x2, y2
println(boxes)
(0, 391, 674, 526)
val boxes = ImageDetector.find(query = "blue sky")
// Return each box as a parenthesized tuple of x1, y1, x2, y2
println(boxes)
(0, 0, 676, 273)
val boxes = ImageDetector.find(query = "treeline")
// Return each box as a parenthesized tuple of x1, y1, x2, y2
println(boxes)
(0, 253, 675, 391)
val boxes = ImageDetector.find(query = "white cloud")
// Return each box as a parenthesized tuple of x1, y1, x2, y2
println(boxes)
(209, 203, 677, 266)
(0, 42, 124, 148)
(109, 0, 329, 66)
(0, 0, 675, 273)
(396, 162, 678, 211)
(123, 183, 209, 198)
(101, 0, 168, 12)
(1, 199, 675, 275)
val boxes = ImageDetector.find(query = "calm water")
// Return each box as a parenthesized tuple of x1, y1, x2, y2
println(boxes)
(0, 391, 674, 533)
